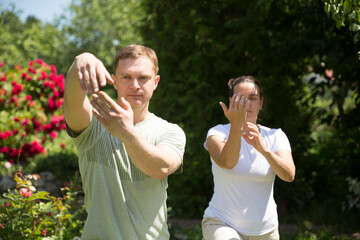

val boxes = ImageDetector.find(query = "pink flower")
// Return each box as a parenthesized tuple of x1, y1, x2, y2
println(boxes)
(9, 148, 20, 158)
(29, 61, 34, 66)
(19, 188, 33, 197)
(32, 118, 42, 131)
(0, 223, 3, 229)
(50, 65, 57, 73)
(28, 100, 35, 107)
(41, 228, 47, 236)
(0, 132, 7, 140)
(25, 95, 32, 100)
(41, 71, 48, 79)
(0, 146, 9, 154)
(35, 59, 43, 64)
(0, 61, 4, 67)
(21, 118, 29, 126)
(28, 66, 36, 74)
(12, 129, 18, 135)
(3, 202, 11, 208)
(11, 81, 24, 95)
(49, 131, 58, 139)
(21, 73, 27, 79)
(31, 141, 44, 155)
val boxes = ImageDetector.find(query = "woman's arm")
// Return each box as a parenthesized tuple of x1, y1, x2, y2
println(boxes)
(243, 122, 296, 182)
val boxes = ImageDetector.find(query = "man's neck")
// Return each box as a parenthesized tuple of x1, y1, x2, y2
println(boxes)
(133, 108, 149, 124)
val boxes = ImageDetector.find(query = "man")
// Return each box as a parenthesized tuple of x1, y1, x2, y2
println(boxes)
(64, 44, 186, 239)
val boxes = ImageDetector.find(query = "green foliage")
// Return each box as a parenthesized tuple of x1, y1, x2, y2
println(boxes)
(59, 0, 146, 73)
(322, 0, 360, 43)
(0, 170, 85, 239)
(0, 60, 71, 175)
(0, 6, 67, 74)
(140, 0, 360, 222)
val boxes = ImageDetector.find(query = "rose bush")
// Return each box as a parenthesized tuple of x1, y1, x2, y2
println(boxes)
(0, 170, 85, 239)
(0, 59, 66, 173)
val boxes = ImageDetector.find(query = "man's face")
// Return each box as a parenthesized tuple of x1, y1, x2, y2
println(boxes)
(112, 57, 159, 111)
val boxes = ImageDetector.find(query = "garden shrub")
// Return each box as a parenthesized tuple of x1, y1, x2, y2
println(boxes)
(0, 170, 85, 239)
(0, 59, 69, 175)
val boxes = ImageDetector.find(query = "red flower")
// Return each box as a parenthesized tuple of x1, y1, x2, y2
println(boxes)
(29, 61, 34, 66)
(31, 141, 44, 155)
(12, 129, 18, 135)
(32, 118, 42, 131)
(35, 59, 43, 64)
(11, 81, 24, 95)
(0, 223, 3, 229)
(25, 95, 32, 100)
(60, 142, 66, 149)
(50, 65, 57, 73)
(41, 228, 47, 236)
(0, 132, 7, 140)
(14, 117, 20, 122)
(0, 61, 4, 67)
(0, 146, 9, 154)
(3, 202, 11, 208)
(28, 100, 35, 107)
(21, 118, 29, 126)
(19, 188, 33, 197)
(28, 66, 36, 74)
(9, 148, 20, 158)
(41, 71, 48, 79)
(49, 131, 58, 139)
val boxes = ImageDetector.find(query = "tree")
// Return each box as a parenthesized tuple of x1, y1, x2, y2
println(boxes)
(322, 0, 360, 44)
(59, 0, 146, 73)
(140, 0, 360, 223)
(0, 7, 66, 73)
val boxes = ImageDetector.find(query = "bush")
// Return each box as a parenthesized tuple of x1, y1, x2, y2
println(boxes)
(0, 59, 68, 175)
(0, 170, 85, 239)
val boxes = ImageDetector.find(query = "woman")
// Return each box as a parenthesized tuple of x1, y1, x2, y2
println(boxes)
(202, 76, 295, 240)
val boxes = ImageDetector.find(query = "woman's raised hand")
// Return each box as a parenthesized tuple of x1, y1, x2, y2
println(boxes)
(220, 94, 250, 131)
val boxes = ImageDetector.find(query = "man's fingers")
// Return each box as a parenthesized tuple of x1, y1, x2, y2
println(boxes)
(98, 91, 119, 110)
(77, 70, 87, 91)
(105, 70, 114, 85)
(89, 66, 99, 93)
(91, 94, 110, 115)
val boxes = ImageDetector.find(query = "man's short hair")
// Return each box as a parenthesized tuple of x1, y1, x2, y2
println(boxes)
(113, 44, 159, 75)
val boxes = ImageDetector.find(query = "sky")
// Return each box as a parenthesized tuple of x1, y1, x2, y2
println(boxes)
(1, 0, 72, 23)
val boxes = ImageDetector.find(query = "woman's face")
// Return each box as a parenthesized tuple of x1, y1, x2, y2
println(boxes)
(233, 82, 263, 123)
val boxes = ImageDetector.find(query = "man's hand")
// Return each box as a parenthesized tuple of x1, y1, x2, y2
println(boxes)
(75, 53, 114, 94)
(219, 94, 250, 132)
(90, 91, 135, 139)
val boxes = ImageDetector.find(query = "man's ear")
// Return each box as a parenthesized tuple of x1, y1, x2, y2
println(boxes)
(112, 74, 117, 89)
(154, 75, 160, 90)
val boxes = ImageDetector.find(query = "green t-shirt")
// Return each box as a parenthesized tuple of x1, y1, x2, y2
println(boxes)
(67, 113, 186, 240)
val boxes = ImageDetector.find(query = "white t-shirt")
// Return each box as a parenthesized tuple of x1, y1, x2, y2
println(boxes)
(203, 123, 291, 236)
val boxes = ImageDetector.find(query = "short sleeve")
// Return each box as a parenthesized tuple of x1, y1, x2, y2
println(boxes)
(66, 116, 106, 152)
(203, 124, 230, 151)
(157, 124, 186, 160)
(272, 128, 292, 153)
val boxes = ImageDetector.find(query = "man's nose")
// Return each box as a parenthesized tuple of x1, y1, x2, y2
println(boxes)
(131, 79, 141, 89)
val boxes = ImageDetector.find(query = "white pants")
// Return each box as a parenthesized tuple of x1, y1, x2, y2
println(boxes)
(202, 217, 280, 240)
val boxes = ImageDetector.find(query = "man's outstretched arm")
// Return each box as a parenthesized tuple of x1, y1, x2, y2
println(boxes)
(64, 53, 113, 136)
